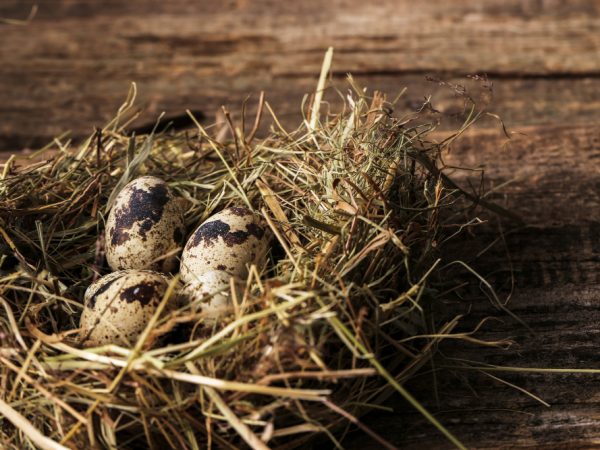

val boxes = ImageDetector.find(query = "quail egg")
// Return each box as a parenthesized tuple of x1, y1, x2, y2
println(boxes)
(105, 176, 185, 273)
(79, 270, 171, 347)
(180, 206, 270, 283)
(178, 270, 243, 322)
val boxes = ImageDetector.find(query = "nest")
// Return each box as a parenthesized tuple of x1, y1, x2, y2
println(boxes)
(0, 70, 512, 449)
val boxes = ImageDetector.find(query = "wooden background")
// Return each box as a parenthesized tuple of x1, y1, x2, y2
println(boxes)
(2, 1, 600, 448)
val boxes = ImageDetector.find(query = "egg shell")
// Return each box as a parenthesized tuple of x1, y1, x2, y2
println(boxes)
(178, 270, 242, 322)
(84, 271, 125, 302)
(105, 176, 185, 273)
(180, 206, 271, 283)
(80, 270, 170, 347)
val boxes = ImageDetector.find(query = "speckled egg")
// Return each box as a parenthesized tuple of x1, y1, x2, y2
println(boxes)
(180, 206, 271, 283)
(105, 176, 185, 273)
(178, 270, 242, 322)
(79, 270, 170, 347)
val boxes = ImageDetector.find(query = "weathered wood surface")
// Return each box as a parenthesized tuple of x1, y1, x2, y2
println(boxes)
(2, 1, 600, 448)
(2, 0, 600, 152)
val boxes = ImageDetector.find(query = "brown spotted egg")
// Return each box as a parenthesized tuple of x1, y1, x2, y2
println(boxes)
(178, 270, 243, 322)
(105, 176, 185, 273)
(180, 206, 271, 283)
(79, 270, 170, 347)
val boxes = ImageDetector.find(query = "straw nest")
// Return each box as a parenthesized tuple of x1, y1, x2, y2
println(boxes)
(0, 72, 511, 449)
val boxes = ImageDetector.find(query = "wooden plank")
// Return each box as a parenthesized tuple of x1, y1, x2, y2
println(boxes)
(1, 0, 600, 150)
(2, 73, 600, 154)
(3, 0, 599, 79)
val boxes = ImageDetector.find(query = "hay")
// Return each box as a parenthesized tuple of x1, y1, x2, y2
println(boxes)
(0, 64, 513, 449)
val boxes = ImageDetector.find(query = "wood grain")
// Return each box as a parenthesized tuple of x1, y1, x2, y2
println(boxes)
(1, 0, 600, 151)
